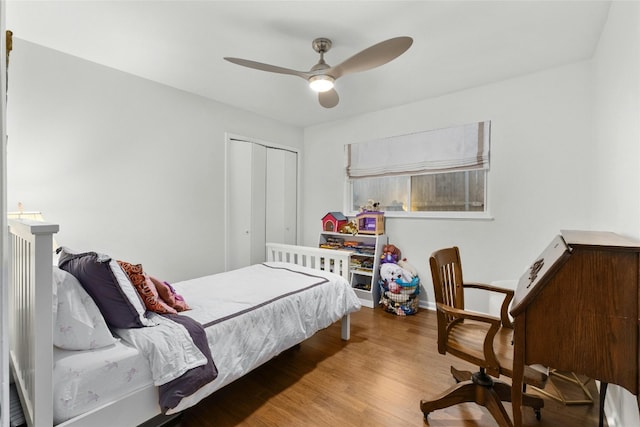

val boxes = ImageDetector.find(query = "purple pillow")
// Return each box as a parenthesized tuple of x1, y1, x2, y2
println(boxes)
(57, 247, 151, 329)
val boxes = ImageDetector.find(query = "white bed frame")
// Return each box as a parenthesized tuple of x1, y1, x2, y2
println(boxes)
(8, 220, 352, 427)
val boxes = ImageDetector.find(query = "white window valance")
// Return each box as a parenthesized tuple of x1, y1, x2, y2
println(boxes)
(346, 121, 490, 179)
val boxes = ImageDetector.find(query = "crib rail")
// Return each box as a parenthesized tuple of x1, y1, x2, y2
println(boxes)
(265, 242, 351, 282)
(8, 219, 58, 427)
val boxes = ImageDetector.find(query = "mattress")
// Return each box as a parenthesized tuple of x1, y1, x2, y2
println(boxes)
(52, 261, 361, 421)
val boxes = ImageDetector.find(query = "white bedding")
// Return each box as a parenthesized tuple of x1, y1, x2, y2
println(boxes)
(115, 313, 208, 386)
(52, 261, 360, 422)
(53, 341, 153, 424)
(168, 262, 361, 413)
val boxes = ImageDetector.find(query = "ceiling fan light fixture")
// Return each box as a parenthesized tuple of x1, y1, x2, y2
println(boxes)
(308, 75, 335, 92)
(226, 36, 413, 108)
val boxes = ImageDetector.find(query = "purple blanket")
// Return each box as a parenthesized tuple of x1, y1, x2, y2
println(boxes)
(158, 314, 218, 412)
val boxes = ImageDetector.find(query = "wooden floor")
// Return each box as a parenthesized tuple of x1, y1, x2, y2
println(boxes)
(179, 308, 606, 427)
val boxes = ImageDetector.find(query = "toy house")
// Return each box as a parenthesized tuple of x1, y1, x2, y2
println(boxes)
(356, 211, 385, 235)
(322, 212, 348, 232)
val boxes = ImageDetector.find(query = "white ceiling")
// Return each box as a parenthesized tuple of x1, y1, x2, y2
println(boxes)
(6, 1, 612, 128)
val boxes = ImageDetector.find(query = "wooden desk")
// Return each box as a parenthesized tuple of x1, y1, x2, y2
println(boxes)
(510, 230, 640, 427)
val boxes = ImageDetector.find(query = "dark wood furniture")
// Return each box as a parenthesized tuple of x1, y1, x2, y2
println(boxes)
(421, 247, 547, 427)
(510, 230, 640, 427)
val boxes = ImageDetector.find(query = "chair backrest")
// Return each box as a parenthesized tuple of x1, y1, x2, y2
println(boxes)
(429, 246, 465, 353)
(430, 246, 465, 309)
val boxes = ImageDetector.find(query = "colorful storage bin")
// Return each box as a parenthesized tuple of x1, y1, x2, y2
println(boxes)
(379, 276, 419, 315)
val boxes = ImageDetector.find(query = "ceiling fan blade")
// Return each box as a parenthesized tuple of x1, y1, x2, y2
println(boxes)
(224, 57, 310, 79)
(329, 36, 413, 79)
(319, 89, 339, 108)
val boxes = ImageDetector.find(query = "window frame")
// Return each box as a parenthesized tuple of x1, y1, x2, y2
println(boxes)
(344, 165, 492, 220)
(344, 121, 493, 220)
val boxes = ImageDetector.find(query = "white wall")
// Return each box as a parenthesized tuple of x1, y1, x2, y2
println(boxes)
(591, 2, 640, 426)
(592, 2, 640, 237)
(302, 2, 639, 423)
(6, 39, 303, 282)
(303, 60, 594, 313)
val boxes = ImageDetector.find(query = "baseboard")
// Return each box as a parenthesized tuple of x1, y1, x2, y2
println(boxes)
(419, 300, 435, 311)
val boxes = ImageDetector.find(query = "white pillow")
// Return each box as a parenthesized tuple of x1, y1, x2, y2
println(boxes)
(53, 267, 118, 350)
(56, 246, 156, 328)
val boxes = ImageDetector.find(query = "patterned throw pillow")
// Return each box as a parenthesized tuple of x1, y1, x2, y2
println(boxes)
(117, 261, 177, 314)
(150, 277, 190, 312)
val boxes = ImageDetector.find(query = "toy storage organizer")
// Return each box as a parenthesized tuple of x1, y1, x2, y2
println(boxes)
(379, 276, 419, 315)
(318, 232, 386, 308)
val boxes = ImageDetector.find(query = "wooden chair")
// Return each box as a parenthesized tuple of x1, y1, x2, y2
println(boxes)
(420, 246, 547, 427)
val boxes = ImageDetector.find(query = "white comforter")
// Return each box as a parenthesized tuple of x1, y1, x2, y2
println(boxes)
(116, 261, 361, 414)
(169, 261, 360, 413)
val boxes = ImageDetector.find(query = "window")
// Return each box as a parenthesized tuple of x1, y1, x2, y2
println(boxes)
(346, 121, 490, 218)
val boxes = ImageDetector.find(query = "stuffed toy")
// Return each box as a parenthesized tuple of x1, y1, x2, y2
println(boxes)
(380, 263, 414, 293)
(397, 258, 418, 277)
(338, 220, 358, 235)
(379, 246, 420, 316)
(360, 199, 380, 212)
(380, 244, 401, 264)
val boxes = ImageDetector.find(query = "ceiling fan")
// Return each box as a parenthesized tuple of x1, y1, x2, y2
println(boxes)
(224, 36, 413, 108)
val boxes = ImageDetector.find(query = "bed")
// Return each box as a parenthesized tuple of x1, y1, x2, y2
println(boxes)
(8, 219, 360, 427)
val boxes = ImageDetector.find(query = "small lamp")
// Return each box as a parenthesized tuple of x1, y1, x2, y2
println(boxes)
(7, 202, 59, 249)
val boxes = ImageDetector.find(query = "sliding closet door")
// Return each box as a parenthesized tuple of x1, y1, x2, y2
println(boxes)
(265, 148, 297, 246)
(226, 140, 266, 270)
(226, 138, 297, 271)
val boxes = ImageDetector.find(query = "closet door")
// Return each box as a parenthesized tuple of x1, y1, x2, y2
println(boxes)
(265, 148, 297, 246)
(226, 138, 297, 271)
(227, 140, 266, 270)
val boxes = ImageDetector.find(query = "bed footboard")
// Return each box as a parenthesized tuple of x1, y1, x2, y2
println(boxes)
(265, 243, 353, 340)
(8, 219, 59, 427)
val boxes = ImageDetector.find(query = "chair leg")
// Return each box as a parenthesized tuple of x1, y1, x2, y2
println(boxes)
(420, 379, 479, 415)
(481, 387, 514, 427)
(493, 379, 544, 420)
(492, 381, 544, 409)
(491, 380, 514, 401)
(522, 392, 545, 412)
(450, 365, 472, 383)
(420, 370, 515, 427)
